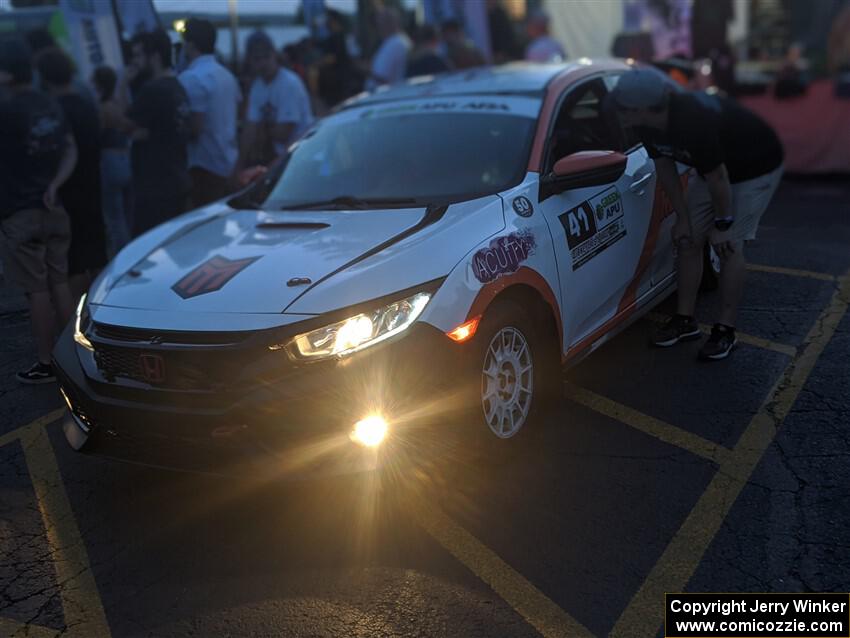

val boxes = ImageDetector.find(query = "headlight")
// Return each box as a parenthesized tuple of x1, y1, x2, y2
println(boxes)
(281, 292, 431, 360)
(74, 294, 93, 351)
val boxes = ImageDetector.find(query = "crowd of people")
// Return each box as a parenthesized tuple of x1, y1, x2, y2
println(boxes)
(0, 4, 567, 384)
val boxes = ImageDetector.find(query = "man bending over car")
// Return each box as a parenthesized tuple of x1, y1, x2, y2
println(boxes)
(612, 69, 784, 361)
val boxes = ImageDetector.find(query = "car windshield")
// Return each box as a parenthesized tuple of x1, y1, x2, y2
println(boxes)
(263, 104, 537, 210)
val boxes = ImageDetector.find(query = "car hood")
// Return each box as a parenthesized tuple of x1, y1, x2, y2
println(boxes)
(94, 206, 429, 315)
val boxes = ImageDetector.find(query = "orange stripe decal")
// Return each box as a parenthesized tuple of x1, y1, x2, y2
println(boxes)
(617, 172, 688, 314)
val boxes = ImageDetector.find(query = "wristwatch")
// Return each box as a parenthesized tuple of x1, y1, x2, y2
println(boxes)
(714, 216, 735, 231)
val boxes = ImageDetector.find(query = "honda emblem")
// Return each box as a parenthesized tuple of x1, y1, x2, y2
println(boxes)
(139, 354, 166, 384)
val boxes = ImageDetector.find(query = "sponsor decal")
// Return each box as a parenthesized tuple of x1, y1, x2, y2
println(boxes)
(360, 101, 511, 119)
(471, 231, 536, 284)
(512, 196, 534, 217)
(172, 255, 260, 299)
(560, 186, 626, 270)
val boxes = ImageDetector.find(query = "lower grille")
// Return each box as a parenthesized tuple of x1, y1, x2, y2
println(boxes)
(95, 344, 145, 383)
(93, 343, 238, 391)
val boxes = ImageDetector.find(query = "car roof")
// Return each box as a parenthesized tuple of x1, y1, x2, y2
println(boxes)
(345, 62, 583, 107)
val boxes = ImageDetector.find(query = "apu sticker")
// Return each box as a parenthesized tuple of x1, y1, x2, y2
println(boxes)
(559, 186, 626, 271)
(512, 196, 534, 217)
(471, 231, 536, 284)
(172, 255, 259, 299)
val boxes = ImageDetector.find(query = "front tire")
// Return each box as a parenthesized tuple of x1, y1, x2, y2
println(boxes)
(464, 299, 556, 456)
(480, 324, 535, 438)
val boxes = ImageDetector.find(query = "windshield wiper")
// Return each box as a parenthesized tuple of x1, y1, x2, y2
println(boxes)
(279, 196, 421, 211)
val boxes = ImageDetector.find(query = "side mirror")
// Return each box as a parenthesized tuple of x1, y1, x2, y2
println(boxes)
(541, 150, 628, 199)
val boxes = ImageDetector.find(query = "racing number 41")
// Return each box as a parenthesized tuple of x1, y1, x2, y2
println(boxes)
(561, 201, 598, 250)
(567, 208, 591, 237)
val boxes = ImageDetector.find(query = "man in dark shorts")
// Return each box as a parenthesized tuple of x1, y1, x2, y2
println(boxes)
(612, 69, 784, 361)
(38, 48, 107, 294)
(126, 30, 191, 236)
(0, 39, 77, 383)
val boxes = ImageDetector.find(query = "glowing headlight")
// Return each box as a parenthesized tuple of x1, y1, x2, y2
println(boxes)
(351, 415, 388, 447)
(283, 292, 431, 360)
(74, 294, 93, 351)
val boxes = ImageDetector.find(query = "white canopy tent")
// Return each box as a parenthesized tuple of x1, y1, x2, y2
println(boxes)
(544, 0, 623, 60)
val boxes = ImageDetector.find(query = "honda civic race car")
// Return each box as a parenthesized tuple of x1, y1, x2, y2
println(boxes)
(54, 60, 692, 476)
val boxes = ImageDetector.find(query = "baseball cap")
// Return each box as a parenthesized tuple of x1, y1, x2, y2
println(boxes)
(611, 68, 670, 110)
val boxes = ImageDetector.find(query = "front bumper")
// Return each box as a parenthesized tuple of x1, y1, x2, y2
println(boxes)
(53, 319, 466, 477)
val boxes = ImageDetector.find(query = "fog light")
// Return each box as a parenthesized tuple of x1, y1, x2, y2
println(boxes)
(351, 415, 388, 447)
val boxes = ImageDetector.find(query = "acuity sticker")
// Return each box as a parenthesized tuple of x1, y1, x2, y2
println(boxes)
(559, 186, 626, 270)
(472, 231, 536, 284)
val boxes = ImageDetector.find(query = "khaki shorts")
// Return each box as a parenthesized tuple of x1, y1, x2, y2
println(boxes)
(0, 208, 71, 293)
(686, 165, 784, 242)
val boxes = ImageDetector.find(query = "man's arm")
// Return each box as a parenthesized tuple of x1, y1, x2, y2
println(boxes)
(188, 112, 204, 141)
(235, 121, 261, 175)
(703, 163, 733, 220)
(179, 73, 207, 141)
(704, 163, 737, 257)
(44, 134, 77, 210)
(102, 100, 139, 135)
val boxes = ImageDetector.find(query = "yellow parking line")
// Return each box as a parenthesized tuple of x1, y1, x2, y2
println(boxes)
(412, 501, 594, 638)
(747, 262, 836, 282)
(19, 419, 112, 638)
(564, 384, 732, 465)
(611, 272, 850, 638)
(646, 312, 796, 357)
(0, 617, 62, 637)
(0, 409, 65, 449)
(730, 329, 797, 357)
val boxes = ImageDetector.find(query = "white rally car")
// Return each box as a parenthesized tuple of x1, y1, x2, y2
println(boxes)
(55, 60, 696, 474)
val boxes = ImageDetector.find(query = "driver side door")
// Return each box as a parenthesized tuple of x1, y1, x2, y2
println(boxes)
(537, 77, 656, 352)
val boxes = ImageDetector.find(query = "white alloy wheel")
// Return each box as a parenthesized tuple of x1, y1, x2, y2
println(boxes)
(480, 326, 534, 439)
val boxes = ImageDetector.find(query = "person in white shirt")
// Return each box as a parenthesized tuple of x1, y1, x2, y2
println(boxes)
(524, 10, 567, 63)
(178, 18, 241, 207)
(366, 8, 412, 90)
(237, 31, 314, 173)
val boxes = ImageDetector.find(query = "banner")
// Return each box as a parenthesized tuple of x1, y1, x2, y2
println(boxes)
(58, 0, 124, 80)
(113, 0, 160, 39)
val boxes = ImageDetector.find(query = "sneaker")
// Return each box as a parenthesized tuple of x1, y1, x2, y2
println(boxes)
(16, 361, 56, 385)
(698, 324, 738, 360)
(651, 314, 701, 347)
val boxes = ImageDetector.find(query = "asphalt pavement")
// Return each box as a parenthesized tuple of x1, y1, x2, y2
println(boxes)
(1, 178, 849, 638)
